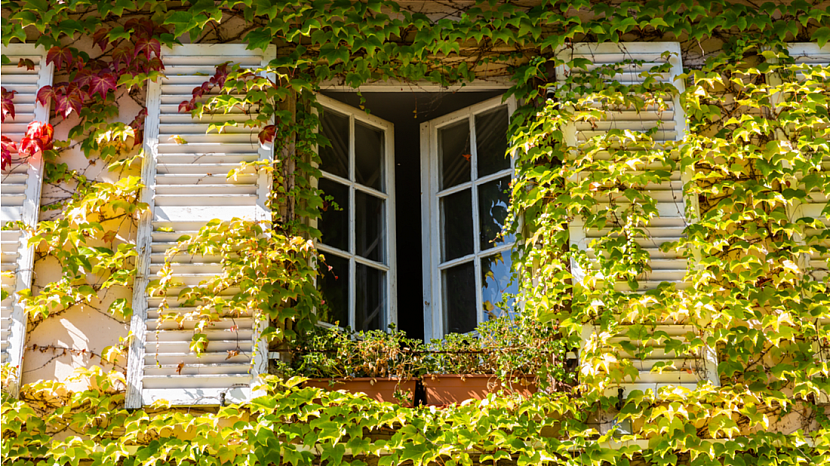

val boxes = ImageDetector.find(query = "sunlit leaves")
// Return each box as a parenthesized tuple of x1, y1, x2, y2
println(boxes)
(19, 121, 54, 158)
(1, 86, 16, 122)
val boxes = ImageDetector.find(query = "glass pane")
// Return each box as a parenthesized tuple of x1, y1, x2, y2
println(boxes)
(441, 189, 473, 262)
(442, 261, 476, 334)
(318, 178, 349, 252)
(356, 191, 385, 263)
(439, 118, 471, 190)
(356, 264, 386, 332)
(478, 176, 513, 251)
(475, 105, 510, 178)
(354, 121, 384, 192)
(480, 251, 517, 320)
(319, 108, 350, 179)
(318, 253, 349, 328)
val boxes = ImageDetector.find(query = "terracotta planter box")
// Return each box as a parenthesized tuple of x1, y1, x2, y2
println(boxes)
(303, 377, 416, 406)
(422, 374, 537, 406)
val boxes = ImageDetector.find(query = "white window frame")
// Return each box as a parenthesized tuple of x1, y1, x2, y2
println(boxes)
(420, 94, 518, 341)
(313, 94, 398, 331)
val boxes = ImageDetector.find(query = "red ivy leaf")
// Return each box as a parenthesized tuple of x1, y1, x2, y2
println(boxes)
(19, 121, 54, 158)
(55, 86, 85, 119)
(130, 107, 148, 143)
(125, 18, 156, 40)
(36, 85, 57, 107)
(1, 136, 16, 170)
(111, 45, 133, 72)
(17, 58, 35, 71)
(88, 72, 117, 100)
(46, 46, 74, 71)
(92, 28, 110, 51)
(149, 56, 164, 72)
(130, 107, 147, 131)
(258, 125, 276, 145)
(178, 100, 195, 114)
(73, 69, 95, 88)
(134, 38, 161, 59)
(1, 87, 17, 123)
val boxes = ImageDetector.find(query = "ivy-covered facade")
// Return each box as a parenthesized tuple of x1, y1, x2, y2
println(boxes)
(3, 0, 830, 464)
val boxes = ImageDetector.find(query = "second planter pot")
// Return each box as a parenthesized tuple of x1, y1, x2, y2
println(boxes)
(422, 374, 537, 406)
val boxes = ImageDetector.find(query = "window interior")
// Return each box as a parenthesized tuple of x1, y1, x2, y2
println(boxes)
(320, 90, 504, 341)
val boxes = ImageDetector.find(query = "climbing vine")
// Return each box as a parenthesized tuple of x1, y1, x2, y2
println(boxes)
(3, 0, 830, 465)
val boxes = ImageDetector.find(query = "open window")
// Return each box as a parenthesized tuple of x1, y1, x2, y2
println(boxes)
(314, 90, 515, 341)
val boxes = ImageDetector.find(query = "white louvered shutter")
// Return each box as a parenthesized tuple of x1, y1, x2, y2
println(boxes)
(776, 44, 830, 400)
(783, 44, 830, 281)
(556, 42, 718, 394)
(0, 44, 53, 396)
(126, 44, 276, 408)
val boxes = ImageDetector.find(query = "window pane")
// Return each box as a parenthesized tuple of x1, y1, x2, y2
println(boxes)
(441, 189, 473, 262)
(480, 251, 517, 321)
(478, 176, 513, 251)
(318, 253, 349, 328)
(356, 264, 386, 332)
(319, 109, 350, 179)
(356, 191, 385, 263)
(442, 261, 476, 334)
(475, 105, 510, 178)
(318, 178, 349, 252)
(439, 118, 471, 190)
(354, 121, 384, 192)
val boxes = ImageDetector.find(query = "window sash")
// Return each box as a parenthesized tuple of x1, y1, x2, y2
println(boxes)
(421, 94, 518, 341)
(313, 94, 397, 332)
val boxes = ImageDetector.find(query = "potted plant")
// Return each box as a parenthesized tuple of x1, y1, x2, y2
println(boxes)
(281, 312, 573, 407)
(419, 316, 559, 406)
(283, 325, 423, 406)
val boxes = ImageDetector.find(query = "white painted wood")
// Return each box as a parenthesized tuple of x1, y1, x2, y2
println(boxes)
(420, 122, 434, 340)
(420, 95, 518, 341)
(319, 79, 512, 93)
(314, 94, 397, 332)
(0, 44, 53, 397)
(557, 42, 718, 394)
(126, 44, 276, 408)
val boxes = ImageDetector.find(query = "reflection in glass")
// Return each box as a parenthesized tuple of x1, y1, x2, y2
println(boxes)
(319, 109, 349, 179)
(439, 119, 471, 190)
(318, 178, 349, 252)
(356, 264, 385, 332)
(442, 261, 476, 334)
(475, 105, 510, 178)
(354, 121, 384, 191)
(318, 253, 349, 327)
(478, 176, 513, 250)
(480, 251, 517, 320)
(441, 189, 473, 262)
(356, 191, 385, 263)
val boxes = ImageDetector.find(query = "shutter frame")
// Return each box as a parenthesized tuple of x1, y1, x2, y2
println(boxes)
(126, 44, 276, 408)
(1, 44, 53, 397)
(556, 42, 718, 395)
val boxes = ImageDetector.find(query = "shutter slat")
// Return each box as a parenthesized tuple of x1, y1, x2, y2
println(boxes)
(0, 44, 53, 397)
(126, 44, 275, 408)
